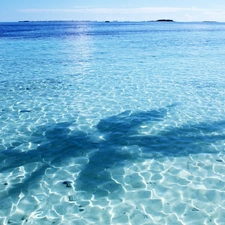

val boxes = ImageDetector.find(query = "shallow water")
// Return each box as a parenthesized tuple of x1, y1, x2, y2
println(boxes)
(0, 21, 225, 224)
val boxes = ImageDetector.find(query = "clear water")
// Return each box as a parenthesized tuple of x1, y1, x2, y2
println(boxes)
(1, 21, 225, 224)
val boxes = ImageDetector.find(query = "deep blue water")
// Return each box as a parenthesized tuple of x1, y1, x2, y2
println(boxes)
(0, 21, 225, 225)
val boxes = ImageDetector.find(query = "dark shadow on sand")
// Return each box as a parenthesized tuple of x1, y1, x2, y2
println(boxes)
(1, 104, 225, 199)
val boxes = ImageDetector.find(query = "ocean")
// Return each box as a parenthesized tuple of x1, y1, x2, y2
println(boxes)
(0, 21, 225, 224)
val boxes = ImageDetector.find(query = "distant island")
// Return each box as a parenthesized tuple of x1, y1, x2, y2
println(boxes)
(156, 19, 174, 22)
(202, 21, 217, 23)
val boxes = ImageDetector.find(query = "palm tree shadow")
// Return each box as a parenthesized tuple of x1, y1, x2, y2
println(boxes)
(1, 104, 225, 200)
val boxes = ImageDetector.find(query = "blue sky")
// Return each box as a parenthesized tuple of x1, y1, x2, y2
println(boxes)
(1, 0, 225, 22)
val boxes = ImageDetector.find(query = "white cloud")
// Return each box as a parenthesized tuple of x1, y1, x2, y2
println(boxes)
(18, 7, 206, 14)
(17, 7, 225, 21)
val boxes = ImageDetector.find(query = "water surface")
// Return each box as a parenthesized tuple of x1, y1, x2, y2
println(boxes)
(1, 21, 225, 224)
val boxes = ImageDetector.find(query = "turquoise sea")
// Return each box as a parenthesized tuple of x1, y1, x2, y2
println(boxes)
(1, 21, 225, 224)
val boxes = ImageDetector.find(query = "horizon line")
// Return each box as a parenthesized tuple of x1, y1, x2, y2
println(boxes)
(0, 20, 223, 23)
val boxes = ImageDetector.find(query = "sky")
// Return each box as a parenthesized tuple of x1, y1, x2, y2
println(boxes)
(1, 0, 225, 22)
